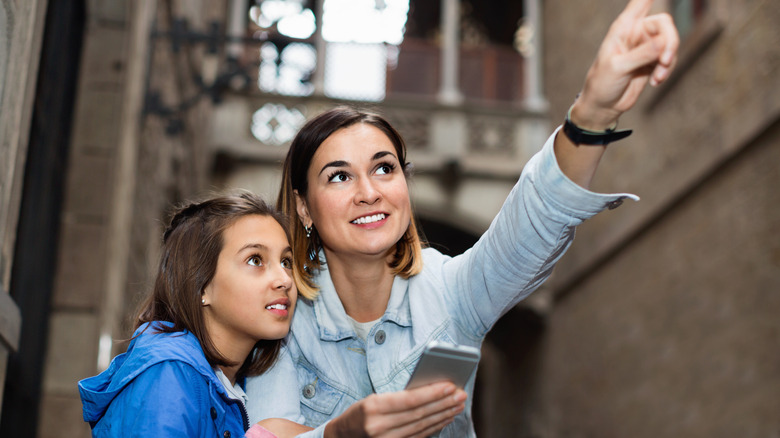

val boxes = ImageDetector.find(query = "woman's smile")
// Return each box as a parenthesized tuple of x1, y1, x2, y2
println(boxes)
(351, 212, 388, 227)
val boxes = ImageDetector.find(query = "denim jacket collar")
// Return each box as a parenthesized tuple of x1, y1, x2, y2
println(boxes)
(311, 263, 413, 342)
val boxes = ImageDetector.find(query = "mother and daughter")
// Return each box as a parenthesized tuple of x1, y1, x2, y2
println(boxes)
(80, 1, 678, 436)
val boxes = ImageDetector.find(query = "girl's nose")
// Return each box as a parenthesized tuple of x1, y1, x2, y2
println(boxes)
(274, 264, 293, 290)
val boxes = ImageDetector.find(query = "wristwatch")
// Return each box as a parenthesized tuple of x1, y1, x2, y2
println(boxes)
(562, 105, 632, 146)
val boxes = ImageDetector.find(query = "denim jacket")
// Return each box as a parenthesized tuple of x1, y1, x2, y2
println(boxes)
(246, 129, 636, 437)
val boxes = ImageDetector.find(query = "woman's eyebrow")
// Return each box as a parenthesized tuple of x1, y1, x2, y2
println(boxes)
(373, 151, 396, 161)
(318, 160, 349, 176)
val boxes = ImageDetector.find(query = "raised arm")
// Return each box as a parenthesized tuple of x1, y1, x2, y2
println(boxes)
(554, 0, 679, 188)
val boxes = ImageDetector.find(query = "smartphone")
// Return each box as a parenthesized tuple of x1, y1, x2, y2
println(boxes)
(405, 341, 481, 390)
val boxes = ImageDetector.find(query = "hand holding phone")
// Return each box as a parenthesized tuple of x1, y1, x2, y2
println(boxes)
(405, 341, 480, 390)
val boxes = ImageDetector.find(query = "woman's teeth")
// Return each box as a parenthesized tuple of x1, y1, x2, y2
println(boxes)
(266, 304, 287, 310)
(352, 214, 386, 224)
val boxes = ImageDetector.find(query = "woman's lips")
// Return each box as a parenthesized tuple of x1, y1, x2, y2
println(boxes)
(351, 213, 387, 226)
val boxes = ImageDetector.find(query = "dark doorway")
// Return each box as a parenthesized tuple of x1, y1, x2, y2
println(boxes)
(417, 216, 479, 257)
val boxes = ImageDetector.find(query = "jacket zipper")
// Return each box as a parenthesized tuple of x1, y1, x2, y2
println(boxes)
(239, 401, 249, 431)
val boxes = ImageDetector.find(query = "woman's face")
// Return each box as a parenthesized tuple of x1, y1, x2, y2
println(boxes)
(202, 214, 296, 351)
(296, 123, 411, 263)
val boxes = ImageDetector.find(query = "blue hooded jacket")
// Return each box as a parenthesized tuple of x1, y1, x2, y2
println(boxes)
(78, 321, 249, 437)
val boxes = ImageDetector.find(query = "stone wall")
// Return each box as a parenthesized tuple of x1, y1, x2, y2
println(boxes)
(543, 119, 780, 437)
(517, 0, 780, 436)
(35, 1, 220, 436)
(0, 0, 47, 416)
(37, 2, 135, 435)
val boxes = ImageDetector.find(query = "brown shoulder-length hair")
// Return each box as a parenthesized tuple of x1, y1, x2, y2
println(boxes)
(278, 106, 424, 299)
(136, 191, 291, 380)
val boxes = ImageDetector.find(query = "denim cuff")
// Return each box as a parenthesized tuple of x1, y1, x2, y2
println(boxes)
(530, 126, 639, 221)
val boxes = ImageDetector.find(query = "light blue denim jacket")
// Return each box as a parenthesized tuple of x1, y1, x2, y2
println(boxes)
(246, 129, 637, 437)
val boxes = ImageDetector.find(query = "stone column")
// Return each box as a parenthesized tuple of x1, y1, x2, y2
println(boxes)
(437, 0, 462, 105)
(312, 0, 326, 95)
(522, 0, 548, 111)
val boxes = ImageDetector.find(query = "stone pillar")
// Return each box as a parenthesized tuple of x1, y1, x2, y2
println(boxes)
(437, 0, 462, 105)
(312, 0, 326, 95)
(522, 0, 548, 111)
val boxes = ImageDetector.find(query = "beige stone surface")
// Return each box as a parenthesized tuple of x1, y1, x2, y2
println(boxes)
(52, 220, 107, 309)
(42, 312, 99, 395)
(69, 89, 122, 152)
(79, 25, 127, 87)
(61, 151, 114, 219)
(38, 394, 92, 438)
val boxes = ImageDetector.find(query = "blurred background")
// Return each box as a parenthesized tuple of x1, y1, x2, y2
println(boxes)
(1, 0, 778, 436)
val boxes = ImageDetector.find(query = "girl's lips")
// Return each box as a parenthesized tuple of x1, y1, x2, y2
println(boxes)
(265, 298, 291, 316)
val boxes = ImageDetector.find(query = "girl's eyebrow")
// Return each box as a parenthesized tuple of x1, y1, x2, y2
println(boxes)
(236, 243, 267, 255)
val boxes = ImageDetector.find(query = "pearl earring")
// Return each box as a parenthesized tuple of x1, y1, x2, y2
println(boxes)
(305, 225, 312, 238)
(201, 298, 206, 305)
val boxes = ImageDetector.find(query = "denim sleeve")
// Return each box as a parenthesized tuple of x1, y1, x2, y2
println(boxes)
(246, 346, 307, 425)
(441, 128, 638, 338)
(95, 362, 206, 437)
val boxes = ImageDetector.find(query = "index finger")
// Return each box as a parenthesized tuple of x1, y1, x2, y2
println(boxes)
(622, 0, 654, 19)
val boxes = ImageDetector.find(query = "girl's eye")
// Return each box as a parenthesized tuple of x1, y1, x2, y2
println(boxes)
(281, 257, 293, 269)
(376, 162, 396, 175)
(247, 255, 263, 267)
(328, 171, 349, 183)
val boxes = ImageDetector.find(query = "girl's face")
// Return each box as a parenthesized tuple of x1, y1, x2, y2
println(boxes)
(202, 214, 296, 351)
(296, 123, 411, 263)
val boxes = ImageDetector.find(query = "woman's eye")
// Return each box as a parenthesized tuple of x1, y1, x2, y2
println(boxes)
(328, 172, 349, 183)
(281, 257, 293, 269)
(247, 255, 263, 267)
(376, 163, 396, 175)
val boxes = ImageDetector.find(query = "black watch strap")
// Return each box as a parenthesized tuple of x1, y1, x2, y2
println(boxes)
(563, 112, 632, 146)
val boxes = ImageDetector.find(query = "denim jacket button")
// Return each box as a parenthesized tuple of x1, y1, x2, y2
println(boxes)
(210, 407, 217, 419)
(303, 383, 316, 399)
(223, 431, 231, 438)
(374, 329, 386, 344)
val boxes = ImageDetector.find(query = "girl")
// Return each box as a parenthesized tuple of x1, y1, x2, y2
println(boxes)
(245, 1, 679, 436)
(79, 192, 311, 437)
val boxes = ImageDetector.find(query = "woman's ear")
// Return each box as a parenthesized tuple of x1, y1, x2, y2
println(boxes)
(294, 190, 311, 228)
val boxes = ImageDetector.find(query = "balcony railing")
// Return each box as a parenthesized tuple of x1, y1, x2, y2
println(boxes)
(210, 91, 551, 181)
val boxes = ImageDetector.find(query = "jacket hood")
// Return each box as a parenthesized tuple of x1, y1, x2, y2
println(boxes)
(78, 321, 221, 424)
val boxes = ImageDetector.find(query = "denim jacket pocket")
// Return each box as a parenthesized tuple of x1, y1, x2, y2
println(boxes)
(297, 364, 346, 427)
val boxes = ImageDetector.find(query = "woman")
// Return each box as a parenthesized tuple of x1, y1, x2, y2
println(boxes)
(246, 1, 679, 436)
(79, 193, 312, 437)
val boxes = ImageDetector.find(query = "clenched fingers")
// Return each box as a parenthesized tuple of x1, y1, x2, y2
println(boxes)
(366, 388, 467, 437)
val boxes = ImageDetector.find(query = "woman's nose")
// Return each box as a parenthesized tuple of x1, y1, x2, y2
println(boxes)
(354, 177, 380, 205)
